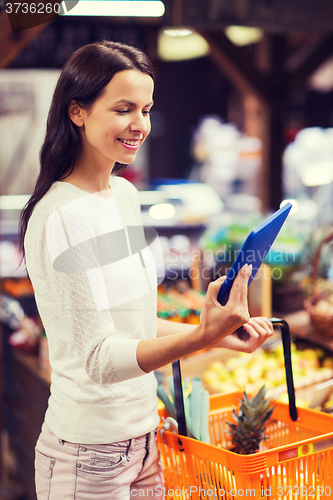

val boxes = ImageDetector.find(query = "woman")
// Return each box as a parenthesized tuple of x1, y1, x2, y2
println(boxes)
(19, 40, 273, 500)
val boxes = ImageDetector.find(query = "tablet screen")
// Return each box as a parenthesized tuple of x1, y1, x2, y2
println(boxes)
(217, 202, 292, 306)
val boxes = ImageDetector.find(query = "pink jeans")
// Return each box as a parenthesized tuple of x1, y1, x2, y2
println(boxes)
(35, 423, 165, 499)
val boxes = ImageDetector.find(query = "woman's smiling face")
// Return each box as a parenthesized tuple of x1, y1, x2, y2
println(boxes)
(75, 69, 154, 168)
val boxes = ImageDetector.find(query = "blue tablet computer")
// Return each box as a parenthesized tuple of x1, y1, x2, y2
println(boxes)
(217, 202, 292, 306)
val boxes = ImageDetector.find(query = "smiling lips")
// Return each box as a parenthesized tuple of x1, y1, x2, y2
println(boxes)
(117, 138, 141, 150)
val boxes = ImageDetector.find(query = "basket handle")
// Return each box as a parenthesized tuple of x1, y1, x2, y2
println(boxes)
(269, 318, 298, 421)
(172, 318, 298, 435)
(172, 359, 187, 436)
(311, 231, 333, 298)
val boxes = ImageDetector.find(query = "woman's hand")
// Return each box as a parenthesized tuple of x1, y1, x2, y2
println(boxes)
(214, 317, 274, 353)
(137, 264, 266, 373)
(196, 264, 252, 349)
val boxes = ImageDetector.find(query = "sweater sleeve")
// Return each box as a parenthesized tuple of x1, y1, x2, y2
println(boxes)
(40, 194, 149, 385)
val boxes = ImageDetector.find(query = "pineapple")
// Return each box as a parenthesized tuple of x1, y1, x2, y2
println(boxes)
(227, 385, 275, 455)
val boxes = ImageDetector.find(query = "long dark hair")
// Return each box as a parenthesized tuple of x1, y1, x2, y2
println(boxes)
(19, 40, 155, 262)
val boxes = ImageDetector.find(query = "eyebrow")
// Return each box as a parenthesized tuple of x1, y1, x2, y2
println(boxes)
(114, 99, 154, 107)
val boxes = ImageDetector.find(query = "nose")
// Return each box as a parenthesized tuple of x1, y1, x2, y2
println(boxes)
(129, 111, 150, 136)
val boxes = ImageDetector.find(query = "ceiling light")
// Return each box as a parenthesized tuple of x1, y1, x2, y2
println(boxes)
(309, 56, 333, 93)
(158, 28, 209, 61)
(280, 199, 298, 214)
(163, 29, 193, 37)
(60, 1, 165, 17)
(301, 162, 333, 186)
(0, 195, 30, 210)
(224, 26, 263, 46)
(149, 203, 176, 219)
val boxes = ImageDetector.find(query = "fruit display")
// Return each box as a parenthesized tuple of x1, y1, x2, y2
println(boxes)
(157, 282, 205, 324)
(311, 295, 333, 315)
(303, 231, 333, 337)
(227, 386, 275, 455)
(306, 294, 333, 335)
(202, 343, 333, 407)
(157, 376, 210, 443)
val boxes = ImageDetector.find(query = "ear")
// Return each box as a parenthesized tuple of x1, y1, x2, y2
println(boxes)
(68, 100, 84, 127)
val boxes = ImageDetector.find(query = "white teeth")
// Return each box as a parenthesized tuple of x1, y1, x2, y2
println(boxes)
(119, 139, 139, 146)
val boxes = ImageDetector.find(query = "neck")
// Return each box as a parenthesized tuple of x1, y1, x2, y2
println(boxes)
(62, 156, 115, 194)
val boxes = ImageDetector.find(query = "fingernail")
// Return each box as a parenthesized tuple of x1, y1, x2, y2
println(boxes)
(242, 264, 252, 276)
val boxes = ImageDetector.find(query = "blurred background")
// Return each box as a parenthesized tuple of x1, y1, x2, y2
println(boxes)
(1, 1, 333, 498)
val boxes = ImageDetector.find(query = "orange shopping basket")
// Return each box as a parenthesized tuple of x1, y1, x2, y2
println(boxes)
(157, 319, 333, 499)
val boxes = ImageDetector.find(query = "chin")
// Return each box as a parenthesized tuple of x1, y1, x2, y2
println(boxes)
(119, 156, 136, 165)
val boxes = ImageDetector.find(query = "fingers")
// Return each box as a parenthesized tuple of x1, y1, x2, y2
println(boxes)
(239, 265, 251, 307)
(199, 268, 255, 348)
(246, 317, 274, 336)
(228, 264, 252, 306)
(207, 265, 251, 309)
(234, 326, 251, 342)
(226, 265, 251, 328)
(218, 316, 274, 353)
(242, 317, 274, 349)
(240, 323, 260, 351)
(205, 275, 226, 304)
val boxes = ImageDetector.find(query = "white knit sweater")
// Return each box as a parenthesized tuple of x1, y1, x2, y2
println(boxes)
(24, 176, 160, 444)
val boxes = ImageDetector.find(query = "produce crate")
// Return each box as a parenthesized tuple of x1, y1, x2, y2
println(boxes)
(158, 392, 333, 499)
(157, 344, 333, 408)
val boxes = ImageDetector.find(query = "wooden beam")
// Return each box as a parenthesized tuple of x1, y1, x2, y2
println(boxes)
(289, 33, 333, 96)
(0, 11, 47, 69)
(164, 0, 333, 33)
(258, 35, 289, 211)
(260, 101, 286, 211)
(201, 30, 288, 211)
(285, 33, 322, 73)
(199, 29, 271, 103)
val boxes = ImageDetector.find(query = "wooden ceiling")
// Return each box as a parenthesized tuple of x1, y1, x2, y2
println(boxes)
(0, 10, 47, 69)
(162, 0, 333, 33)
(1, 1, 333, 209)
(158, 0, 333, 209)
